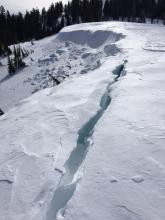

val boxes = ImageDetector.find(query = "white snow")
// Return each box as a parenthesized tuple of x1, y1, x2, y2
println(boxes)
(0, 22, 165, 220)
(0, 27, 122, 111)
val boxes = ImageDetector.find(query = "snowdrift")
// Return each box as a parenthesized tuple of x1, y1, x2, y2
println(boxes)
(0, 22, 165, 220)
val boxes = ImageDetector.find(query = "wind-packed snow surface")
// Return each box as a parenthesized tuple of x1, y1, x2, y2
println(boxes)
(0, 22, 165, 220)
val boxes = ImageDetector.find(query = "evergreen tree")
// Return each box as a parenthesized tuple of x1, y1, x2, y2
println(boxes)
(90, 0, 102, 22)
(7, 55, 15, 75)
(80, 0, 91, 22)
(64, 2, 72, 25)
(71, 0, 81, 23)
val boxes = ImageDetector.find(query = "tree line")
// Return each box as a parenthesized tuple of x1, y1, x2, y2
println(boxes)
(103, 0, 165, 22)
(0, 0, 165, 54)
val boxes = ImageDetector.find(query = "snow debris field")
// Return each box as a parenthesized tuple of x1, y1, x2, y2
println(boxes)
(0, 22, 165, 220)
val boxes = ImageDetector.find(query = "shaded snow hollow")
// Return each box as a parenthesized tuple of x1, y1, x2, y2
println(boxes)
(0, 22, 165, 220)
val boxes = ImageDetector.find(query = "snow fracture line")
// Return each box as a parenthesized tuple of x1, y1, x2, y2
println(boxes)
(46, 62, 126, 220)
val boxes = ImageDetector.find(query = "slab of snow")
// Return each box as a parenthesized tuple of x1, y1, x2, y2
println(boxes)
(0, 22, 165, 220)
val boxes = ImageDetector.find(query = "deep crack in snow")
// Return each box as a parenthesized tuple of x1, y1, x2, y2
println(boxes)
(46, 62, 126, 220)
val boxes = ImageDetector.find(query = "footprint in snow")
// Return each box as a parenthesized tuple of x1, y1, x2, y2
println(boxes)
(110, 176, 118, 183)
(131, 175, 144, 183)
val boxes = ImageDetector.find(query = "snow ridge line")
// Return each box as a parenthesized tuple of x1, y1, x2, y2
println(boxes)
(46, 62, 126, 220)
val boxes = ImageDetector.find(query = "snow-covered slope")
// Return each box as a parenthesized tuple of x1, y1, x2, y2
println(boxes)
(0, 22, 165, 220)
(0, 23, 123, 112)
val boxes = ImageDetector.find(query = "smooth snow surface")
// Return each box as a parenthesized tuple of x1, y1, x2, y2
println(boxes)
(0, 22, 165, 220)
